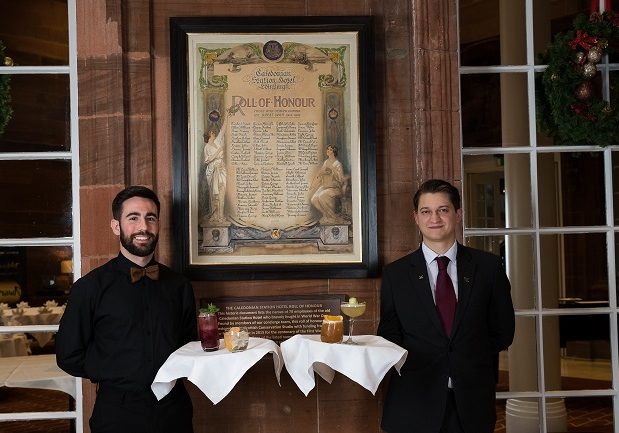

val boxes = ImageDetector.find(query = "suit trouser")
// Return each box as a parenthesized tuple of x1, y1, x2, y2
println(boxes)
(440, 389, 465, 433)
(89, 381, 193, 433)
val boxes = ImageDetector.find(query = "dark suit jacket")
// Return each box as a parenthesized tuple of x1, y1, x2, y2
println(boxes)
(377, 243, 515, 433)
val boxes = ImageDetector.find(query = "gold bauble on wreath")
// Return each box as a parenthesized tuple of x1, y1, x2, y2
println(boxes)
(582, 62, 598, 78)
(587, 46, 603, 63)
(575, 81, 594, 101)
(575, 51, 586, 64)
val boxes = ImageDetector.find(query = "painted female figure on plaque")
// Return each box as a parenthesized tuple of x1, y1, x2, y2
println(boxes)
(310, 144, 348, 224)
(203, 113, 228, 224)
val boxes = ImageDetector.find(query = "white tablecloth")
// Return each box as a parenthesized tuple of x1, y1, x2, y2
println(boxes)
(0, 333, 29, 357)
(1, 307, 64, 347)
(280, 334, 408, 396)
(152, 338, 282, 404)
(0, 354, 76, 398)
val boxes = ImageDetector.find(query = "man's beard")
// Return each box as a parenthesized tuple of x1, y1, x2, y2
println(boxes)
(120, 227, 158, 257)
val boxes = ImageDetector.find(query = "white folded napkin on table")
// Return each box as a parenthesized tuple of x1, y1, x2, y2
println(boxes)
(280, 334, 408, 396)
(151, 338, 282, 404)
(44, 300, 58, 308)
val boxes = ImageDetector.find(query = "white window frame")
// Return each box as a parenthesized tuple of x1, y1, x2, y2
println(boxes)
(459, 0, 619, 431)
(0, 0, 82, 431)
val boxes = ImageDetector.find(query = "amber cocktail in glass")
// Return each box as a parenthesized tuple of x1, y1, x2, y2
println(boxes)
(320, 315, 344, 343)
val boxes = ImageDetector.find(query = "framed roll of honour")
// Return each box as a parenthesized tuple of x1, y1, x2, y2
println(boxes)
(170, 16, 377, 280)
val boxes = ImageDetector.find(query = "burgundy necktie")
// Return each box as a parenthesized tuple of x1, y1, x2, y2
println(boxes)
(435, 256, 456, 335)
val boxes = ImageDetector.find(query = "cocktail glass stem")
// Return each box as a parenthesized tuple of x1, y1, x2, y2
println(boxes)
(344, 317, 357, 344)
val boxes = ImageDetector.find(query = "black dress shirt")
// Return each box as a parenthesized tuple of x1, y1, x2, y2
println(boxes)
(56, 253, 197, 392)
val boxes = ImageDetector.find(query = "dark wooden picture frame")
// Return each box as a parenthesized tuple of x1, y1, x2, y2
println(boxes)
(170, 16, 377, 280)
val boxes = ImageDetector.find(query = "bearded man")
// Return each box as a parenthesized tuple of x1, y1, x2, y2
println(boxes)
(57, 186, 197, 433)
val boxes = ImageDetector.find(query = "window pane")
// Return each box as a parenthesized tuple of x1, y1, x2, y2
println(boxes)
(0, 74, 70, 152)
(466, 234, 536, 309)
(545, 315, 611, 391)
(461, 74, 501, 147)
(0, 385, 74, 429)
(503, 399, 545, 433)
(461, 73, 530, 148)
(502, 396, 614, 432)
(507, 316, 539, 392)
(495, 398, 508, 433)
(0, 246, 73, 306)
(563, 396, 613, 432)
(0, 246, 70, 357)
(538, 152, 605, 227)
(535, 71, 605, 147)
(533, 1, 590, 66)
(460, 0, 526, 67)
(541, 233, 608, 308)
(0, 420, 73, 433)
(464, 154, 532, 229)
(610, 70, 619, 107)
(463, 157, 506, 228)
(0, 2, 69, 67)
(0, 160, 72, 238)
(613, 151, 619, 226)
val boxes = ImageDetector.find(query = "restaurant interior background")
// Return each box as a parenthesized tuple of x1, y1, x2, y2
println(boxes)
(1, 0, 619, 432)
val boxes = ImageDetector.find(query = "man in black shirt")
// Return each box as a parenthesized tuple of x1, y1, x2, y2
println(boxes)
(56, 186, 197, 433)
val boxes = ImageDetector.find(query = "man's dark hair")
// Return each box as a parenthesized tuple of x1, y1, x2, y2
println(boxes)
(413, 179, 461, 211)
(112, 186, 161, 220)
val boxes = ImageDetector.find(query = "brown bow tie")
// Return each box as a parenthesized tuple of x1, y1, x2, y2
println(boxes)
(130, 264, 159, 283)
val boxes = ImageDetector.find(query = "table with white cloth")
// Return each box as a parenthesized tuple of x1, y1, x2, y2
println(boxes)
(280, 334, 408, 396)
(152, 338, 283, 404)
(0, 333, 29, 357)
(0, 354, 76, 398)
(1, 307, 64, 347)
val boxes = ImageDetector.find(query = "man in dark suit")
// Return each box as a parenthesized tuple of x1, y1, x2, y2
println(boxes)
(377, 179, 515, 433)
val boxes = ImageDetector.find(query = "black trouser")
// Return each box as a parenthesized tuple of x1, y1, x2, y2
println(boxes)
(439, 389, 465, 433)
(90, 381, 193, 433)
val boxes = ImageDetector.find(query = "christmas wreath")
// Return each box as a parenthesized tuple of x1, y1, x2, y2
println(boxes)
(0, 40, 12, 136)
(537, 11, 619, 147)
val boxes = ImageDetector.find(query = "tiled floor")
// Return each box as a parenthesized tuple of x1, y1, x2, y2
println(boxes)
(0, 387, 72, 433)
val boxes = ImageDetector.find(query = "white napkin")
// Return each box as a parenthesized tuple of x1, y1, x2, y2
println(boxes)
(151, 338, 282, 404)
(16, 301, 29, 309)
(0, 303, 9, 310)
(44, 300, 58, 308)
(280, 334, 408, 396)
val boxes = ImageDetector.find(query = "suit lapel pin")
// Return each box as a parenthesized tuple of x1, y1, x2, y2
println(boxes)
(464, 277, 470, 283)
(418, 274, 424, 280)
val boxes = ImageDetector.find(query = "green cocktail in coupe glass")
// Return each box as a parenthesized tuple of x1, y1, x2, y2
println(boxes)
(340, 297, 366, 345)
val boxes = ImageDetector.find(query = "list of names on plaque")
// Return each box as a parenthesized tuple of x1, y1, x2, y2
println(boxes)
(229, 118, 320, 224)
